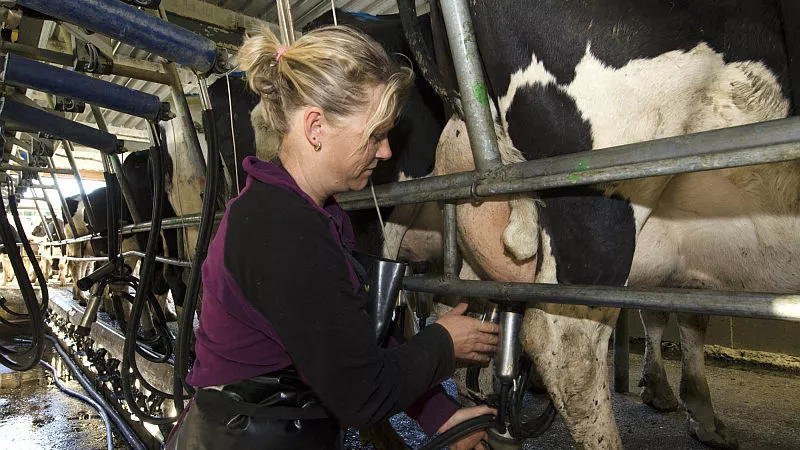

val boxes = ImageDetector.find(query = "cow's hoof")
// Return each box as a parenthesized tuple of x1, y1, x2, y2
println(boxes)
(688, 417, 739, 450)
(640, 382, 679, 412)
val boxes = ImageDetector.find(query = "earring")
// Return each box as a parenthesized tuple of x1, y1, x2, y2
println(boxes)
(314, 142, 322, 152)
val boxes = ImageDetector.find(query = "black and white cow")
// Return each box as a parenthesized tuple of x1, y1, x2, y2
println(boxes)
(61, 151, 185, 320)
(430, 1, 798, 449)
(31, 217, 65, 285)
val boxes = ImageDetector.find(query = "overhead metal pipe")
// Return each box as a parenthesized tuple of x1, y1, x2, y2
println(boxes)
(403, 276, 800, 322)
(0, 40, 173, 85)
(17, 0, 220, 73)
(90, 105, 142, 223)
(0, 40, 73, 65)
(0, 98, 121, 153)
(0, 164, 76, 175)
(158, 4, 207, 172)
(1, 53, 168, 120)
(439, 0, 502, 173)
(110, 64, 172, 85)
(62, 140, 98, 232)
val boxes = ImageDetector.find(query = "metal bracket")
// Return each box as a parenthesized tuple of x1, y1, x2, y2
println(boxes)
(74, 42, 113, 75)
(121, 0, 161, 8)
(53, 96, 86, 114)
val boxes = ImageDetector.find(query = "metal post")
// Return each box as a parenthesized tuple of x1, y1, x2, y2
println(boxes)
(90, 105, 142, 223)
(0, 164, 76, 175)
(158, 5, 206, 172)
(275, 0, 297, 45)
(439, 0, 502, 173)
(443, 202, 459, 278)
(36, 183, 65, 241)
(44, 157, 79, 239)
(614, 309, 630, 393)
(62, 140, 97, 231)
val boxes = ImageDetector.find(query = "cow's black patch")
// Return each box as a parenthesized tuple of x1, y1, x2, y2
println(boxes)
(209, 77, 260, 193)
(506, 83, 593, 161)
(538, 187, 636, 286)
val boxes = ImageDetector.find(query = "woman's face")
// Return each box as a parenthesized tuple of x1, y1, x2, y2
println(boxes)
(325, 85, 392, 192)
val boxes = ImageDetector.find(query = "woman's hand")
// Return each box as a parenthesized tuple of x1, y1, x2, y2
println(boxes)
(437, 405, 497, 450)
(435, 303, 500, 363)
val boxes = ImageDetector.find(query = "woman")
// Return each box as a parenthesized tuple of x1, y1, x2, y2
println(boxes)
(166, 25, 499, 450)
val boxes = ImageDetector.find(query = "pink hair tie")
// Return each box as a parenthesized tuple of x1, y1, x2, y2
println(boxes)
(276, 45, 287, 63)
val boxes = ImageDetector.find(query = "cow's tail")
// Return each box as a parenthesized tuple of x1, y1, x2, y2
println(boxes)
(496, 127, 542, 261)
(397, 0, 462, 117)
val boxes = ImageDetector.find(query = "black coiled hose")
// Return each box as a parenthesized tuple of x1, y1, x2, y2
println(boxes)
(419, 414, 496, 450)
(9, 193, 48, 313)
(0, 192, 44, 371)
(509, 360, 556, 439)
(120, 128, 175, 425)
(173, 105, 221, 415)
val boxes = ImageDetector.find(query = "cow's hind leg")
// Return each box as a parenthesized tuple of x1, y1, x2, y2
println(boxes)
(677, 313, 738, 450)
(638, 310, 679, 411)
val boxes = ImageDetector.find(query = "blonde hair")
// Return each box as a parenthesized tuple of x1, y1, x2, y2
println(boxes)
(238, 25, 413, 151)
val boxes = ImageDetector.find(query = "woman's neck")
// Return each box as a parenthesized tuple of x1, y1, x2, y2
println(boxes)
(278, 154, 330, 207)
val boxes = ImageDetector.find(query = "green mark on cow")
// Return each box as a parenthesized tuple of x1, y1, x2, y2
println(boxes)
(472, 82, 489, 107)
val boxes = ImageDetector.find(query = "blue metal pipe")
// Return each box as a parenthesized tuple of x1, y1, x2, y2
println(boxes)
(0, 98, 121, 153)
(2, 54, 164, 120)
(17, 0, 218, 73)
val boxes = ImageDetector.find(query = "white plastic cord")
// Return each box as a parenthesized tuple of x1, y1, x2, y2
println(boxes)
(369, 176, 386, 237)
(331, 0, 338, 25)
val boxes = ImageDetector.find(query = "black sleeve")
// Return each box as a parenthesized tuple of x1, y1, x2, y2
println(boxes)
(224, 183, 455, 427)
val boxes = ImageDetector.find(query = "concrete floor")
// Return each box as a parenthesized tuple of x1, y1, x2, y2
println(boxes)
(522, 353, 800, 449)
(2, 284, 799, 449)
(0, 346, 132, 450)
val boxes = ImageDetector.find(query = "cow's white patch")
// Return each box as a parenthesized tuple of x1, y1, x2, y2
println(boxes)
(381, 171, 425, 259)
(534, 228, 557, 284)
(502, 42, 788, 150)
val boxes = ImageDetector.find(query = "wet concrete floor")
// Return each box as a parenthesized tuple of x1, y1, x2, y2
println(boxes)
(0, 345, 131, 450)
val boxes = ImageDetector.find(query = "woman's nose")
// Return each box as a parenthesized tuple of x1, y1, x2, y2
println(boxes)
(376, 138, 392, 160)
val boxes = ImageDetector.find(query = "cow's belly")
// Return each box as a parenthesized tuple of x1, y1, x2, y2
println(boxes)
(628, 166, 800, 293)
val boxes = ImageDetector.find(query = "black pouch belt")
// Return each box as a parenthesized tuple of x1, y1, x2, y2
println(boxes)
(165, 370, 341, 450)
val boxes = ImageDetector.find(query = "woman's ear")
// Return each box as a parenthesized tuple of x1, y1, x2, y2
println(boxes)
(303, 106, 324, 148)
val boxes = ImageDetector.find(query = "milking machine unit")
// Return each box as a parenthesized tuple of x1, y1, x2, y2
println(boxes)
(491, 302, 525, 440)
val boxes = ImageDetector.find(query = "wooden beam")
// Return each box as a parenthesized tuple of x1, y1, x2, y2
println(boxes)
(53, 170, 106, 182)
